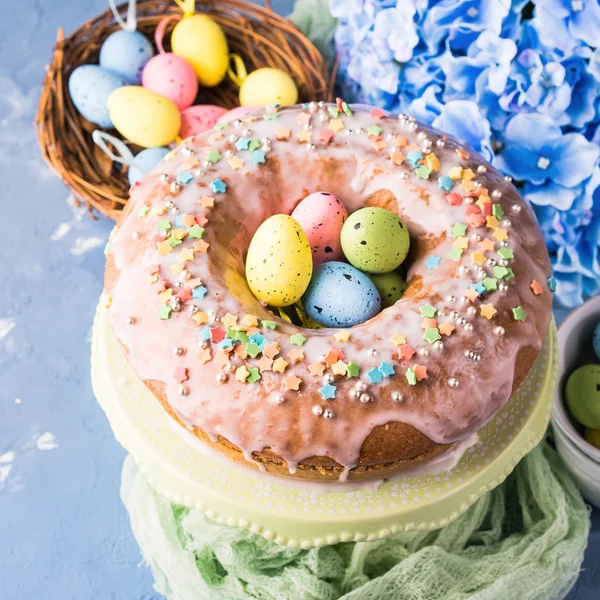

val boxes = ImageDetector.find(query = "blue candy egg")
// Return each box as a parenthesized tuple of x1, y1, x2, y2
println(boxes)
(99, 30, 154, 85)
(303, 262, 381, 327)
(128, 147, 170, 185)
(593, 321, 600, 361)
(68, 65, 126, 127)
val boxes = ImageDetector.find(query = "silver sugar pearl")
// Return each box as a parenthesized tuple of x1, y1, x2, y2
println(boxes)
(320, 113, 330, 123)
(181, 147, 193, 156)
(398, 113, 407, 121)
(448, 377, 460, 388)
(399, 172, 408, 180)
(173, 346, 184, 356)
(501, 219, 512, 228)
(312, 405, 323, 416)
(418, 347, 429, 357)
(471, 233, 481, 242)
(225, 149, 234, 158)
(193, 169, 205, 177)
(500, 240, 508, 247)
(306, 143, 316, 151)
(225, 363, 235, 373)
(457, 317, 467, 326)
(159, 173, 169, 183)
(359, 393, 371, 404)
(233, 119, 242, 128)
(275, 394, 285, 404)
(308, 101, 317, 113)
(344, 128, 353, 135)
(170, 182, 181, 194)
(217, 373, 228, 384)
(349, 389, 359, 399)
(323, 408, 335, 419)
(438, 310, 446, 318)
(447, 295, 456, 303)
(392, 391, 403, 402)
(178, 385, 189, 396)
(170, 207, 179, 215)
(511, 204, 522, 215)
(504, 175, 513, 183)
(408, 115, 417, 123)
(465, 350, 473, 358)
(409, 122, 418, 131)
(433, 340, 444, 351)
(460, 297, 470, 306)
(355, 381, 367, 393)
(303, 123, 313, 130)
(325, 373, 335, 383)
(499, 282, 508, 292)
(261, 137, 271, 146)
(202, 159, 210, 168)
(477, 165, 487, 174)
(498, 258, 508, 267)
(474, 180, 482, 188)
(190, 305, 199, 313)
(436, 139, 446, 148)
(459, 265, 469, 274)
(494, 326, 505, 336)
(242, 128, 252, 136)
(492, 189, 502, 200)
(318, 100, 326, 109)
(126, 316, 136, 325)
(467, 306, 477, 316)
(355, 127, 364, 135)
(132, 231, 140, 240)
(478, 271, 486, 280)
(464, 197, 474, 205)
(386, 132, 395, 141)
(474, 353, 481, 361)
(450, 310, 459, 320)
(423, 139, 433, 149)
(165, 200, 174, 209)
(464, 322, 474, 332)
(228, 134, 238, 143)
(368, 348, 378, 356)
(417, 131, 427, 140)
(487, 258, 497, 267)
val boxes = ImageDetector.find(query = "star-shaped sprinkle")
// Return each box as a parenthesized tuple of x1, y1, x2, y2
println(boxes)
(480, 303, 497, 320)
(290, 333, 307, 346)
(346, 362, 360, 378)
(391, 333, 407, 346)
(192, 286, 208, 300)
(329, 119, 344, 133)
(548, 275, 557, 292)
(235, 330, 249, 344)
(471, 251, 486, 266)
(379, 361, 395, 377)
(242, 314, 259, 328)
(257, 356, 273, 372)
(247, 368, 261, 384)
(192, 311, 208, 325)
(317, 129, 334, 144)
(464, 288, 479, 302)
(157, 241, 172, 256)
(425, 153, 440, 172)
(288, 349, 305, 364)
(221, 313, 238, 328)
(158, 304, 172, 320)
(296, 112, 311, 126)
(211, 179, 227, 193)
(328, 106, 339, 118)
(424, 327, 441, 343)
(197, 347, 212, 364)
(492, 204, 504, 219)
(263, 343, 280, 359)
(425, 255, 441, 270)
(407, 149, 423, 166)
(367, 125, 382, 136)
(276, 127, 291, 140)
(454, 236, 469, 250)
(467, 212, 486, 228)
(200, 196, 215, 208)
(367, 368, 383, 384)
(235, 345, 247, 360)
(398, 344, 415, 360)
(448, 166, 463, 180)
(421, 318, 437, 330)
(156, 219, 171, 231)
(199, 326, 211, 341)
(179, 248, 194, 262)
(414, 364, 428, 381)
(138, 205, 149, 218)
(406, 368, 417, 385)
(530, 279, 543, 295)
(486, 215, 499, 229)
(236, 365, 250, 382)
(228, 156, 244, 170)
(332, 360, 348, 376)
(447, 247, 463, 261)
(319, 383, 336, 399)
(334, 330, 351, 342)
(415, 165, 431, 180)
(446, 192, 462, 205)
(498, 247, 514, 260)
(210, 327, 225, 343)
(420, 303, 437, 318)
(285, 374, 302, 391)
(372, 138, 387, 152)
(309, 361, 326, 377)
(471, 282, 486, 295)
(482, 277, 497, 291)
(451, 223, 467, 237)
(460, 179, 475, 192)
(215, 350, 231, 369)
(177, 171, 194, 184)
(188, 225, 204, 239)
(167, 237, 182, 249)
(249, 332, 266, 346)
(272, 357, 289, 373)
(193, 240, 209, 253)
(206, 150, 221, 164)
(513, 306, 527, 322)
(493, 228, 508, 241)
(493, 265, 509, 279)
(391, 151, 405, 165)
(439, 322, 455, 336)
(371, 108, 385, 119)
(261, 320, 277, 330)
(219, 338, 234, 350)
(235, 137, 250, 151)
(251, 150, 266, 164)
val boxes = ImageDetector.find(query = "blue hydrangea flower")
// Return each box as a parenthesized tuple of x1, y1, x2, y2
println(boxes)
(495, 113, 599, 187)
(372, 4, 419, 63)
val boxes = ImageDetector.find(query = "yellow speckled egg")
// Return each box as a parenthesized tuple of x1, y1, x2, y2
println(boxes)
(246, 215, 312, 307)
(240, 68, 298, 107)
(171, 14, 229, 87)
(108, 86, 181, 148)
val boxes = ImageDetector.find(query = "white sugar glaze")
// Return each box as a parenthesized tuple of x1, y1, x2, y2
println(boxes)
(106, 104, 552, 479)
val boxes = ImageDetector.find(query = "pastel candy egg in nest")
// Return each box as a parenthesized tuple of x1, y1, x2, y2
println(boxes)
(291, 192, 348, 266)
(367, 271, 406, 308)
(171, 14, 229, 87)
(566, 365, 600, 429)
(245, 215, 312, 307)
(107, 86, 181, 148)
(217, 106, 260, 124)
(239, 68, 298, 107)
(99, 30, 154, 85)
(68, 65, 126, 128)
(179, 105, 228, 139)
(341, 207, 410, 274)
(128, 147, 170, 185)
(303, 262, 381, 328)
(142, 53, 198, 110)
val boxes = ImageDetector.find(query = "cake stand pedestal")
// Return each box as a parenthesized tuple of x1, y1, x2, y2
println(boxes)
(92, 302, 557, 548)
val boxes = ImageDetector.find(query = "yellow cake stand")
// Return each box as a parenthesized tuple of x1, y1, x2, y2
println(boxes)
(91, 302, 557, 548)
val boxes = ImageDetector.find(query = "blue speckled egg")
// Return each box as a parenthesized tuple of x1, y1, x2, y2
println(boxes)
(303, 261, 381, 327)
(128, 147, 170, 185)
(593, 321, 600, 361)
(99, 30, 154, 85)
(68, 65, 126, 127)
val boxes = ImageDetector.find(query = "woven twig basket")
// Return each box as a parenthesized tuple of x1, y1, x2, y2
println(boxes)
(36, 0, 331, 220)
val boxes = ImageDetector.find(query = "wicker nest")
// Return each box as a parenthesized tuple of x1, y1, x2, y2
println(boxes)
(36, 0, 331, 220)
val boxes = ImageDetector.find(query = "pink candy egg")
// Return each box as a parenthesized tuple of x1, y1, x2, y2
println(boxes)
(142, 53, 198, 110)
(216, 105, 260, 124)
(291, 192, 348, 266)
(179, 105, 228, 139)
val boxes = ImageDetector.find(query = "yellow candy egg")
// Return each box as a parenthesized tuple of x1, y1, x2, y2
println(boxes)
(108, 87, 180, 148)
(585, 427, 600, 449)
(246, 215, 312, 307)
(240, 68, 298, 107)
(172, 14, 229, 87)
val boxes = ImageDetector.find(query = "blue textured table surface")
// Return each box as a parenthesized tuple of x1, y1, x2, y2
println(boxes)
(0, 1, 598, 599)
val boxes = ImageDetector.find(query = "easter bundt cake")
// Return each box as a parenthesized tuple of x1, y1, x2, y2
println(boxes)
(103, 102, 553, 482)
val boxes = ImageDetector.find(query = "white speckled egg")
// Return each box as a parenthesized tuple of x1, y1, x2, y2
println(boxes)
(303, 262, 381, 327)
(245, 215, 312, 307)
(68, 65, 126, 128)
(99, 30, 154, 85)
(128, 147, 170, 185)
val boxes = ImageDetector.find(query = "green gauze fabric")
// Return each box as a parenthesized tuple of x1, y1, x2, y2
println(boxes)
(120, 441, 590, 600)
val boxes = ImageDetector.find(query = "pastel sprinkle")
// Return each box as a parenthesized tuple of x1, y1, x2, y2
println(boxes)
(138, 205, 149, 218)
(414, 364, 428, 381)
(206, 150, 221, 164)
(177, 171, 193, 184)
(391, 333, 407, 346)
(236, 365, 250, 382)
(328, 106, 339, 118)
(415, 165, 432, 180)
(451, 223, 467, 237)
(492, 204, 504, 219)
(367, 125, 382, 136)
(513, 306, 527, 322)
(158, 304, 172, 320)
(447, 247, 463, 261)
(379, 361, 395, 377)
(245, 343, 262, 358)
(530, 279, 543, 295)
(261, 320, 278, 330)
(342, 101, 353, 117)
(406, 368, 417, 386)
(367, 367, 383, 384)
(425, 255, 441, 270)
(200, 326, 211, 341)
(334, 330, 351, 342)
(398, 345, 415, 360)
(210, 179, 227, 193)
(248, 139, 261, 151)
(548, 275, 557, 292)
(235, 137, 250, 151)
(251, 150, 266, 164)
(228, 156, 244, 170)
(407, 150, 423, 166)
(284, 374, 301, 390)
(156, 219, 171, 231)
(420, 303, 437, 318)
(493, 266, 509, 279)
(219, 339, 235, 349)
(247, 368, 261, 384)
(480, 303, 497, 320)
(498, 247, 514, 260)
(188, 225, 204, 239)
(192, 285, 208, 299)
(346, 362, 360, 378)
(319, 383, 337, 400)
(470, 282, 486, 295)
(438, 176, 453, 191)
(290, 333, 307, 346)
(423, 327, 441, 344)
(482, 277, 498, 291)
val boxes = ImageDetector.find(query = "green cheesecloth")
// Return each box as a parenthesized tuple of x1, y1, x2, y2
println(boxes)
(120, 440, 590, 600)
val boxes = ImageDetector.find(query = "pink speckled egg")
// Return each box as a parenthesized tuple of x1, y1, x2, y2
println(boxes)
(179, 104, 228, 139)
(216, 105, 260, 124)
(291, 192, 348, 266)
(142, 53, 198, 110)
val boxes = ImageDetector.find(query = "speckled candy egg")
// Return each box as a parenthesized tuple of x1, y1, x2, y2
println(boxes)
(107, 87, 181, 148)
(367, 271, 406, 308)
(142, 53, 198, 110)
(216, 105, 260, 124)
(341, 207, 410, 274)
(291, 192, 348, 266)
(593, 321, 600, 361)
(68, 65, 126, 127)
(99, 30, 154, 85)
(566, 365, 600, 429)
(245, 215, 312, 307)
(239, 68, 298, 106)
(303, 262, 381, 328)
(179, 105, 228, 139)
(128, 147, 170, 185)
